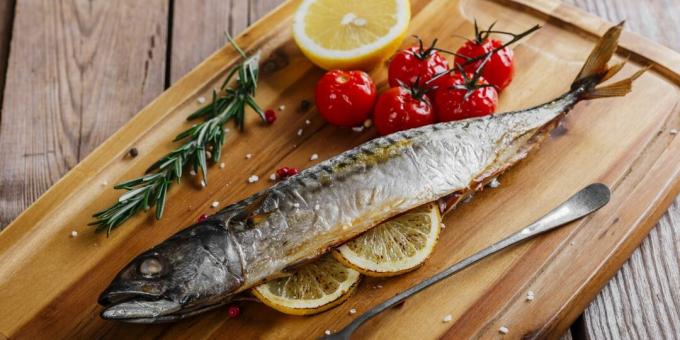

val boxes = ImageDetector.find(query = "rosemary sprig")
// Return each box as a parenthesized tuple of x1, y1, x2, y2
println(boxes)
(90, 34, 263, 235)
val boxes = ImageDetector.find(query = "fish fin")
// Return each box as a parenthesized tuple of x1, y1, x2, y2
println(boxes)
(583, 67, 648, 99)
(572, 22, 624, 90)
(599, 60, 626, 83)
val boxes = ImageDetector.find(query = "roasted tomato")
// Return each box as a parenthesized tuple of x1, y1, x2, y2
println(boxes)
(388, 38, 449, 88)
(315, 70, 377, 127)
(432, 72, 498, 121)
(374, 86, 435, 135)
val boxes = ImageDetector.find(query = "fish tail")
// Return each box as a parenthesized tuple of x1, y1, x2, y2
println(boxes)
(571, 21, 648, 99)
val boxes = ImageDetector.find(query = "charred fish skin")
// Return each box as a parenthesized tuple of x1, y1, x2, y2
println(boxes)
(99, 221, 244, 322)
(99, 23, 644, 323)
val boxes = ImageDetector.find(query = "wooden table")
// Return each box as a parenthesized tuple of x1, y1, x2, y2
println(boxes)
(0, 0, 677, 338)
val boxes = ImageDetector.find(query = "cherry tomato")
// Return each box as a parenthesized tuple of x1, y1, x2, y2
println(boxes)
(315, 70, 376, 127)
(374, 87, 435, 136)
(454, 39, 514, 91)
(388, 41, 449, 88)
(432, 72, 498, 122)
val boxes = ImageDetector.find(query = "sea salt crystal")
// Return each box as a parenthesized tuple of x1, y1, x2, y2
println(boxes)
(310, 153, 319, 161)
(200, 180, 206, 188)
(278, 104, 286, 111)
(70, 230, 78, 238)
(224, 128, 230, 133)
(489, 178, 501, 188)
(270, 173, 277, 181)
(324, 330, 332, 336)
(211, 201, 219, 208)
(670, 128, 679, 135)
(293, 203, 300, 208)
(197, 96, 206, 104)
(248, 175, 259, 183)
(245, 153, 252, 159)
(314, 204, 320, 210)
(499, 326, 509, 334)
(363, 119, 372, 128)
(349, 308, 357, 315)
(101, 180, 108, 187)
(189, 170, 197, 176)
(305, 119, 311, 125)
(441, 223, 446, 230)
(219, 163, 225, 169)
(205, 151, 212, 159)
(297, 128, 303, 136)
(352, 126, 364, 132)
(442, 314, 453, 323)
(526, 290, 535, 302)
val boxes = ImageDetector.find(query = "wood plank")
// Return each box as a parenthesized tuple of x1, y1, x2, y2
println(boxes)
(0, 0, 14, 112)
(582, 202, 680, 339)
(0, 0, 168, 228)
(562, 1, 680, 339)
(0, 0, 678, 338)
(170, 0, 285, 83)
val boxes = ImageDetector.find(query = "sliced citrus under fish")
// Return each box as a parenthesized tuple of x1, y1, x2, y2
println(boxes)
(251, 255, 361, 316)
(333, 203, 441, 277)
(292, 0, 411, 70)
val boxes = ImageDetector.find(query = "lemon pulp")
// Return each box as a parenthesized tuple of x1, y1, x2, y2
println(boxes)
(292, 0, 411, 70)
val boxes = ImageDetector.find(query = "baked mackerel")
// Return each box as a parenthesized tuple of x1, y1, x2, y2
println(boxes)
(99, 24, 643, 323)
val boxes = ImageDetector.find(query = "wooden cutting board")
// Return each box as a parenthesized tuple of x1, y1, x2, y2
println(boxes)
(1, 0, 679, 338)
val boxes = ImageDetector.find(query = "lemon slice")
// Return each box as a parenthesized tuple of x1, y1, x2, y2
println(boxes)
(333, 203, 441, 277)
(292, 0, 411, 70)
(252, 255, 361, 315)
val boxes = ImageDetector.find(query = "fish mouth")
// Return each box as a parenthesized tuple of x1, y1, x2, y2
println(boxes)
(99, 290, 230, 323)
(101, 298, 182, 322)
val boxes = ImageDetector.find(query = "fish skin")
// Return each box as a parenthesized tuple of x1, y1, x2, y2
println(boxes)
(99, 23, 641, 322)
(229, 90, 582, 287)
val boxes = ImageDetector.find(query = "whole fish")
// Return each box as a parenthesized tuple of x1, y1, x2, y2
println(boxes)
(99, 23, 643, 323)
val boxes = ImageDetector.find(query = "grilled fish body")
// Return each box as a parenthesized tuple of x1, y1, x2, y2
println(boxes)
(231, 91, 580, 286)
(99, 24, 643, 323)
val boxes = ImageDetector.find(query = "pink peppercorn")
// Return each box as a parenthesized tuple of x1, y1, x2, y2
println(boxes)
(227, 305, 240, 318)
(265, 109, 277, 124)
(276, 167, 299, 179)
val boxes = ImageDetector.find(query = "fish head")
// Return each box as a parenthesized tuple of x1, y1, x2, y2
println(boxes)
(98, 220, 244, 323)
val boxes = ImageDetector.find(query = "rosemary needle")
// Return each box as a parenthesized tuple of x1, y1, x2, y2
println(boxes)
(90, 34, 264, 235)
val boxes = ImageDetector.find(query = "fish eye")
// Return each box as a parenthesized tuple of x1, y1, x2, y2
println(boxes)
(139, 257, 163, 278)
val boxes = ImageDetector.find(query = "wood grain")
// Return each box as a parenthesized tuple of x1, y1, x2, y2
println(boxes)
(563, 1, 680, 339)
(0, 0, 168, 228)
(170, 0, 285, 83)
(582, 202, 680, 340)
(0, 0, 678, 338)
(0, 0, 14, 111)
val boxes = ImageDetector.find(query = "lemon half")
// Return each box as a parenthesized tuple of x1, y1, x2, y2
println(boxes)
(292, 0, 411, 70)
(333, 203, 441, 277)
(252, 255, 361, 315)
